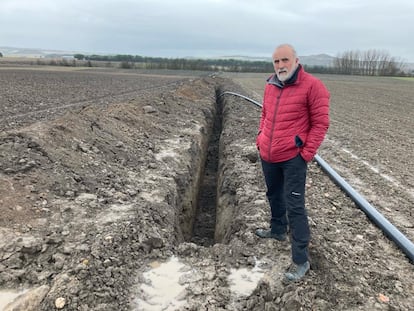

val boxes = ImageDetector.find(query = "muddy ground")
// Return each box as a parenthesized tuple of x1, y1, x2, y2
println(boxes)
(0, 67, 413, 310)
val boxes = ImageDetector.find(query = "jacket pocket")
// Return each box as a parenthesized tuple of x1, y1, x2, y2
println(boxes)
(256, 130, 262, 150)
(295, 135, 304, 147)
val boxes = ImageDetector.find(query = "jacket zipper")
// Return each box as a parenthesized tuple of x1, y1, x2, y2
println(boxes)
(268, 88, 283, 160)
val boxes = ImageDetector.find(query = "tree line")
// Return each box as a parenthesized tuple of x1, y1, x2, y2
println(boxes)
(72, 50, 411, 76)
(1, 50, 410, 76)
(332, 49, 406, 76)
(74, 53, 274, 72)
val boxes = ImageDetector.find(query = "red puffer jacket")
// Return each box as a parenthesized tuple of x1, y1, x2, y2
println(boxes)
(256, 65, 330, 163)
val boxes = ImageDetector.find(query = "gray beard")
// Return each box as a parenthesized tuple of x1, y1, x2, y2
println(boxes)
(277, 64, 298, 82)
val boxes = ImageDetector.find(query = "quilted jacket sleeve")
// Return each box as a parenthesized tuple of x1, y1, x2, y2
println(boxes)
(300, 79, 330, 162)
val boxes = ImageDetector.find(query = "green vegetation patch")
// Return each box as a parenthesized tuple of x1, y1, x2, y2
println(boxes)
(392, 77, 414, 81)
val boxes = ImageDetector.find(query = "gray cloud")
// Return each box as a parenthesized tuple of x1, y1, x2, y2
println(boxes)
(1, 0, 413, 61)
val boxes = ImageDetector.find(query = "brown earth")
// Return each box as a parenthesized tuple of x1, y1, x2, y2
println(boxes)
(0, 67, 413, 311)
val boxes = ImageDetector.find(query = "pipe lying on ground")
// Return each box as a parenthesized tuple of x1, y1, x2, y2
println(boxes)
(314, 155, 414, 263)
(218, 91, 262, 108)
(220, 90, 414, 264)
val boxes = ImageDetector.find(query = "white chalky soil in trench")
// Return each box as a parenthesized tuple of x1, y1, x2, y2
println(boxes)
(0, 290, 26, 310)
(135, 256, 266, 310)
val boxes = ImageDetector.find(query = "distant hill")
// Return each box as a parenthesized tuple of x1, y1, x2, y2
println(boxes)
(1, 46, 412, 71)
(0, 47, 334, 66)
(299, 54, 336, 67)
(0, 46, 78, 58)
(214, 53, 336, 67)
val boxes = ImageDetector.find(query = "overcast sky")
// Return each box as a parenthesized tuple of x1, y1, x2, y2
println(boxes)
(1, 0, 413, 62)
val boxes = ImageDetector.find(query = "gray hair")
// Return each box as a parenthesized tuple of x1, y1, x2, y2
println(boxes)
(275, 44, 297, 58)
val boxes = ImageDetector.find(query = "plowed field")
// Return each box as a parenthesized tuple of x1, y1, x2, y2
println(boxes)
(0, 67, 413, 311)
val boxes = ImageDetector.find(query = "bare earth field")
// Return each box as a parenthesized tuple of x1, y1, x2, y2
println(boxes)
(0, 67, 413, 311)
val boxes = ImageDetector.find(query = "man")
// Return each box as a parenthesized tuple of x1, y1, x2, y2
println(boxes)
(255, 44, 330, 282)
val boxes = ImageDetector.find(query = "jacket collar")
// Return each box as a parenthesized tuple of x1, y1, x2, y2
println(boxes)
(267, 64, 302, 88)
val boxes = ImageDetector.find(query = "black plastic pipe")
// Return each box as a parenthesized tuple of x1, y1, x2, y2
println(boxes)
(218, 91, 262, 107)
(315, 155, 414, 263)
(220, 90, 414, 263)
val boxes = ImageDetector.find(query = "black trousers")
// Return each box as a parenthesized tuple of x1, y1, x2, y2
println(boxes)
(261, 154, 310, 264)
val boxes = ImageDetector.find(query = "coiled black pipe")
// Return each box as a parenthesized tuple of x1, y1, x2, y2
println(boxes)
(219, 91, 414, 263)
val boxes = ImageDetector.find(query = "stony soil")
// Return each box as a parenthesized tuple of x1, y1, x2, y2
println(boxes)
(0, 67, 413, 311)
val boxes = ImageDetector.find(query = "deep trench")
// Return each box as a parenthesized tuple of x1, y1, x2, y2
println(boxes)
(189, 89, 224, 247)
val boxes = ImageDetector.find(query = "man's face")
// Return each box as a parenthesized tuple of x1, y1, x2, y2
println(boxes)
(272, 46, 299, 82)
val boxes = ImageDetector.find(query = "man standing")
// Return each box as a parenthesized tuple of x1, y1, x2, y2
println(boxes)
(255, 44, 330, 282)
